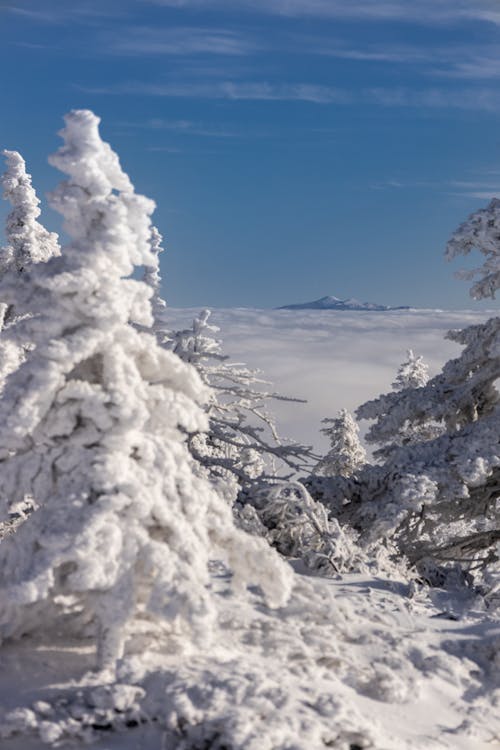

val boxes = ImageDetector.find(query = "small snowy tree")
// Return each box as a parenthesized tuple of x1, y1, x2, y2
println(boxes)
(0, 110, 292, 669)
(314, 409, 366, 478)
(0, 151, 60, 381)
(1, 150, 59, 309)
(1, 149, 60, 269)
(169, 308, 314, 499)
(392, 349, 429, 391)
(142, 225, 169, 346)
(370, 350, 441, 461)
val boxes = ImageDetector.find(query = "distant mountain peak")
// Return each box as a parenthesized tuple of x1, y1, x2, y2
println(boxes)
(277, 295, 410, 311)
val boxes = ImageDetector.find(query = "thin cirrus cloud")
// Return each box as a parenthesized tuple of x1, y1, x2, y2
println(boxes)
(101, 25, 500, 83)
(444, 57, 500, 80)
(104, 26, 256, 56)
(81, 79, 500, 112)
(310, 40, 500, 80)
(147, 0, 500, 26)
(366, 86, 500, 112)
(120, 117, 243, 137)
(3, 2, 127, 24)
(83, 81, 351, 104)
(447, 181, 500, 200)
(372, 178, 500, 200)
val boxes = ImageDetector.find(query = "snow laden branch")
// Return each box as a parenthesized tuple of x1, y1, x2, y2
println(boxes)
(446, 196, 500, 300)
(168, 309, 316, 498)
(0, 110, 292, 670)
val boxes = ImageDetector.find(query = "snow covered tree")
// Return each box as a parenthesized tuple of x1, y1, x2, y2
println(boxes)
(0, 110, 292, 670)
(314, 409, 366, 478)
(392, 349, 429, 391)
(169, 308, 314, 500)
(368, 350, 442, 461)
(0, 150, 60, 404)
(142, 225, 169, 346)
(316, 200, 500, 585)
(1, 150, 59, 314)
(306, 199, 500, 590)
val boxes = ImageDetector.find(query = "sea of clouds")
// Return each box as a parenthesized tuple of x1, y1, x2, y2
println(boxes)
(165, 307, 497, 454)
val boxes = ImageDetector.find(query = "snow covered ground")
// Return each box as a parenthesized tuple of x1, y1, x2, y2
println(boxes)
(1, 307, 498, 750)
(1, 565, 499, 749)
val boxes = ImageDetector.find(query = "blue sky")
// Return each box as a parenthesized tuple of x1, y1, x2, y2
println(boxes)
(1, 0, 500, 309)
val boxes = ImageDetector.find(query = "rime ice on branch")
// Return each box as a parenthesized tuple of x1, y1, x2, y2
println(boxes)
(446, 196, 500, 300)
(0, 110, 292, 669)
(170, 308, 314, 497)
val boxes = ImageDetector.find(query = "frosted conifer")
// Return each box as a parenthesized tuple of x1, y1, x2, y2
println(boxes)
(392, 349, 429, 391)
(0, 110, 292, 669)
(0, 151, 60, 386)
(324, 201, 500, 582)
(142, 226, 169, 345)
(315, 409, 366, 478)
(1, 150, 59, 275)
(368, 350, 440, 461)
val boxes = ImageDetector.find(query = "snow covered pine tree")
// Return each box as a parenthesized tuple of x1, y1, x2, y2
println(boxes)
(1, 149, 59, 279)
(369, 350, 443, 461)
(334, 198, 500, 585)
(314, 408, 366, 478)
(392, 349, 429, 391)
(0, 110, 292, 669)
(0, 150, 60, 376)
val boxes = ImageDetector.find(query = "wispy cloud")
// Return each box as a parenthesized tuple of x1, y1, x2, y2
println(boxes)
(448, 180, 500, 190)
(147, 0, 500, 27)
(5, 1, 126, 24)
(314, 44, 430, 64)
(104, 26, 255, 56)
(372, 177, 500, 200)
(453, 191, 500, 199)
(146, 146, 183, 153)
(82, 80, 351, 103)
(366, 86, 500, 112)
(447, 181, 500, 199)
(304, 37, 500, 81)
(80, 78, 500, 112)
(119, 117, 243, 137)
(443, 57, 500, 80)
